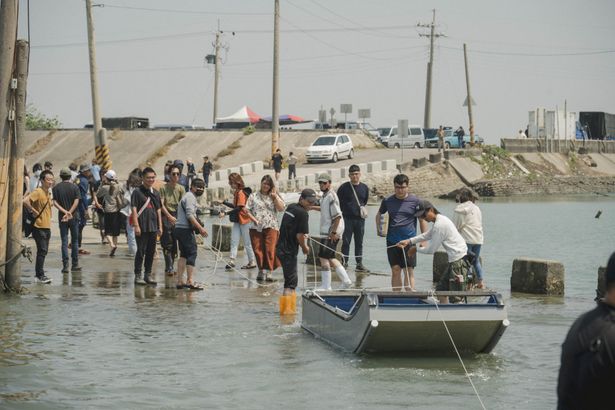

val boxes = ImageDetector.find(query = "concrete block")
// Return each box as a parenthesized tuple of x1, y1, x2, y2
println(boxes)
(305, 235, 343, 267)
(215, 170, 225, 182)
(511, 258, 565, 295)
(212, 223, 243, 252)
(367, 161, 382, 173)
(304, 173, 316, 186)
(326, 168, 342, 182)
(340, 167, 348, 179)
(412, 157, 427, 168)
(356, 163, 368, 174)
(239, 164, 252, 176)
(206, 188, 217, 201)
(381, 159, 397, 171)
(217, 187, 227, 200)
(598, 266, 607, 299)
(429, 153, 442, 163)
(251, 161, 264, 173)
(432, 251, 449, 283)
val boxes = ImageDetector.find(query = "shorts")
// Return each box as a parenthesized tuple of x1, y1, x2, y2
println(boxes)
(386, 241, 416, 268)
(175, 227, 198, 266)
(317, 238, 338, 260)
(278, 250, 298, 289)
(436, 258, 470, 291)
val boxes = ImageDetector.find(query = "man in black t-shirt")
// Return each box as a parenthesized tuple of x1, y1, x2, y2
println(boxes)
(271, 149, 283, 181)
(276, 188, 317, 295)
(201, 156, 213, 188)
(131, 167, 162, 286)
(52, 168, 82, 273)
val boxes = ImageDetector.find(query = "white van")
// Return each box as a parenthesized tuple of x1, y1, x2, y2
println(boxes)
(385, 125, 425, 148)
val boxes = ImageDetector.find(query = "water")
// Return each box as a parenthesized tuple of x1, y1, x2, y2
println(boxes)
(1, 195, 614, 409)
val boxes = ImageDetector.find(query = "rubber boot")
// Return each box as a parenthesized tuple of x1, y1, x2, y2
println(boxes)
(287, 294, 297, 314)
(279, 295, 289, 315)
(321, 270, 332, 290)
(335, 265, 352, 288)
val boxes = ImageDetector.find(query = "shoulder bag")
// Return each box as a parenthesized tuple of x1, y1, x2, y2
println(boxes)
(350, 183, 368, 219)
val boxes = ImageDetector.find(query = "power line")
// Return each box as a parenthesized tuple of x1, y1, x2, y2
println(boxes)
(96, 3, 270, 16)
(440, 45, 615, 57)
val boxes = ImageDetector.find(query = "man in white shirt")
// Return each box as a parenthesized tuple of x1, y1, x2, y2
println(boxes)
(315, 173, 352, 290)
(397, 200, 469, 303)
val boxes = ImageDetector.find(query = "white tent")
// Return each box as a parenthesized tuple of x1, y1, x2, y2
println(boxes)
(215, 106, 261, 124)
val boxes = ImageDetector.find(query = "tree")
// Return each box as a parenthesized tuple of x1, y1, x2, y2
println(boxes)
(26, 104, 62, 130)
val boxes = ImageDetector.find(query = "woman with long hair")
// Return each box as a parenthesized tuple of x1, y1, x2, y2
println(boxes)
(223, 173, 256, 270)
(121, 168, 142, 256)
(246, 175, 285, 281)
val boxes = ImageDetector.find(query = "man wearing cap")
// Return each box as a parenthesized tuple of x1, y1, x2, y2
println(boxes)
(201, 156, 213, 188)
(376, 174, 428, 291)
(337, 164, 370, 272)
(76, 163, 93, 254)
(314, 173, 352, 289)
(52, 167, 82, 273)
(397, 200, 468, 303)
(557, 252, 615, 409)
(276, 189, 315, 295)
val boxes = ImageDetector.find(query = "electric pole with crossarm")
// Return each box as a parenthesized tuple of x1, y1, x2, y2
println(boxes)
(418, 9, 446, 129)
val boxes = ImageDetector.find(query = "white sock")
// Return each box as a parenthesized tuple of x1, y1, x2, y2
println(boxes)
(321, 270, 331, 290)
(335, 265, 352, 285)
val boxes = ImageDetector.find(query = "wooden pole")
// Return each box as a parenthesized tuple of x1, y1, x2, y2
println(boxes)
(463, 43, 475, 146)
(5, 40, 29, 291)
(271, 0, 280, 155)
(0, 0, 18, 282)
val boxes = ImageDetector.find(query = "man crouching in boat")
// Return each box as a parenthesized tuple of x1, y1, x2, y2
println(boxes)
(396, 200, 469, 303)
(557, 252, 615, 410)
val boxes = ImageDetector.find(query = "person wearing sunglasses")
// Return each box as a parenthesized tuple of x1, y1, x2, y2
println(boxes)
(159, 166, 186, 279)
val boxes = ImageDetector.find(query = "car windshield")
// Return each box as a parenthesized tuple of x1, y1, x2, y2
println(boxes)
(313, 136, 336, 146)
(378, 128, 391, 137)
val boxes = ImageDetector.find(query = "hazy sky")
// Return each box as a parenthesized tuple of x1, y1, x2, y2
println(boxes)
(18, 0, 615, 142)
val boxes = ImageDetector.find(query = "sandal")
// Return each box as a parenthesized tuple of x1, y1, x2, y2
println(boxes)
(241, 264, 257, 269)
(109, 246, 117, 257)
(188, 283, 204, 291)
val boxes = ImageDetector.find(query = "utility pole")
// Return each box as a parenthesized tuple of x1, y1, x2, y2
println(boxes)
(418, 9, 445, 129)
(212, 22, 221, 126)
(85, 0, 112, 170)
(5, 40, 29, 292)
(0, 0, 18, 284)
(463, 43, 475, 146)
(271, 0, 280, 155)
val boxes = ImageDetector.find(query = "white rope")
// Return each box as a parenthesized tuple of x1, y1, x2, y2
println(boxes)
(429, 289, 487, 410)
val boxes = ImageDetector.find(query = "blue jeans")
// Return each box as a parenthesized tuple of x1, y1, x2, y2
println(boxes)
(59, 218, 79, 265)
(466, 243, 484, 281)
(341, 217, 365, 265)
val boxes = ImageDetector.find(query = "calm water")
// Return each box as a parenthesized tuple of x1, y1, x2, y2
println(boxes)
(1, 195, 614, 409)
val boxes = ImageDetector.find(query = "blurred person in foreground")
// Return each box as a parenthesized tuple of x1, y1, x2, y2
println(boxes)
(557, 252, 615, 410)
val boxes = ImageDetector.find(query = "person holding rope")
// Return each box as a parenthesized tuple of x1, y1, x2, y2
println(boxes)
(314, 174, 352, 290)
(276, 188, 317, 297)
(376, 174, 428, 291)
(174, 178, 208, 290)
(396, 200, 469, 303)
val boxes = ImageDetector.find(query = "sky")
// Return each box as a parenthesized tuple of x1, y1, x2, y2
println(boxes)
(17, 0, 615, 143)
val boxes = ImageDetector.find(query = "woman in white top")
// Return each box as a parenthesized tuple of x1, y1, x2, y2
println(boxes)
(453, 188, 485, 288)
(246, 175, 285, 281)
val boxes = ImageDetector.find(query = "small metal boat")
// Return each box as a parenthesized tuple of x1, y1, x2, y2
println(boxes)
(301, 290, 509, 355)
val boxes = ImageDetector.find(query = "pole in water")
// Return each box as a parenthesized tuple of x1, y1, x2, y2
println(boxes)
(595, 210, 602, 219)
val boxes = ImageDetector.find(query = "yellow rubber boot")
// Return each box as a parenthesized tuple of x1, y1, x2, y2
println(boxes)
(279, 295, 289, 315)
(287, 294, 297, 314)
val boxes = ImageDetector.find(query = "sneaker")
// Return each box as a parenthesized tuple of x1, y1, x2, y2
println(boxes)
(144, 275, 157, 286)
(71, 264, 82, 272)
(225, 260, 235, 270)
(134, 275, 147, 286)
(355, 264, 369, 273)
(36, 275, 52, 284)
(256, 271, 265, 281)
(61, 263, 69, 274)
(264, 272, 275, 283)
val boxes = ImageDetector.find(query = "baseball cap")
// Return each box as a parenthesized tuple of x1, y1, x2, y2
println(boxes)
(300, 188, 319, 203)
(173, 159, 184, 167)
(60, 167, 72, 177)
(415, 200, 438, 218)
(105, 170, 117, 180)
(317, 173, 331, 183)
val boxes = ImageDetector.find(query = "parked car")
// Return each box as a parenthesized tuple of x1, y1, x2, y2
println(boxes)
(424, 129, 484, 149)
(305, 134, 354, 163)
(376, 127, 392, 144)
(386, 125, 425, 148)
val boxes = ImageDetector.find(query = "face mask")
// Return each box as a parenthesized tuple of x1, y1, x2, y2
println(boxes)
(35, 170, 42, 177)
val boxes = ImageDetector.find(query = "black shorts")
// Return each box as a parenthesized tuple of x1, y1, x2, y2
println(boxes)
(277, 250, 298, 289)
(317, 238, 338, 260)
(104, 212, 122, 236)
(175, 227, 198, 266)
(386, 241, 416, 268)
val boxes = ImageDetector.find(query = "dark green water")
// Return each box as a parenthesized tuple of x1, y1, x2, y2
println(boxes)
(1, 195, 613, 409)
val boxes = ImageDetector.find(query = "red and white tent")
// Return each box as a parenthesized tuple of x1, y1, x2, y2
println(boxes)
(215, 106, 261, 124)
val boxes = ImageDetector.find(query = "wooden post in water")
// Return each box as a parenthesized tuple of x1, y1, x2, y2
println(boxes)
(0, 0, 18, 283)
(5, 40, 29, 292)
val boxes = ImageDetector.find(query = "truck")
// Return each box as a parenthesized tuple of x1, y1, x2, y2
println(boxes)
(578, 112, 615, 140)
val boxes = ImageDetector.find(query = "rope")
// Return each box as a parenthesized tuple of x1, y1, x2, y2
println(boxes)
(429, 289, 487, 410)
